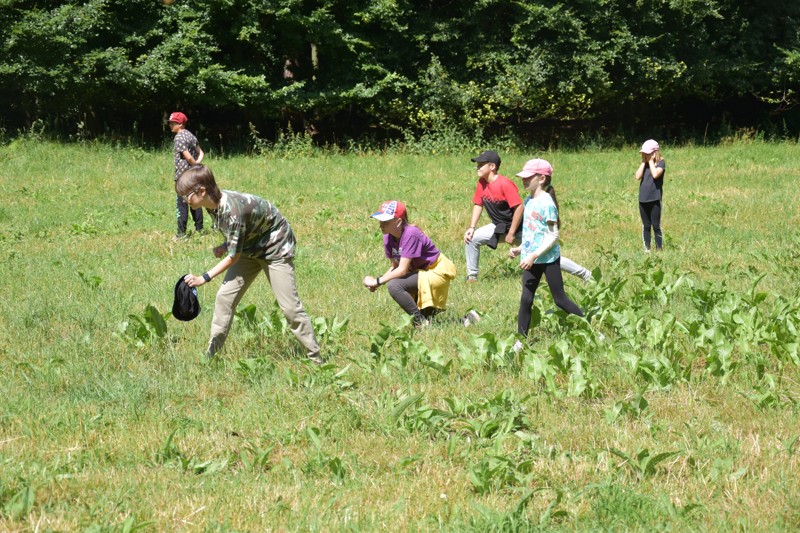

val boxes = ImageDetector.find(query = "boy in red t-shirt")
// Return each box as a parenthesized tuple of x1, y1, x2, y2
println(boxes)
(463, 150, 594, 283)
(463, 150, 523, 282)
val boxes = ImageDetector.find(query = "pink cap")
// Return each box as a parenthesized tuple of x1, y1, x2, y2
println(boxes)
(168, 111, 188, 125)
(371, 200, 407, 221)
(640, 139, 660, 154)
(516, 158, 553, 178)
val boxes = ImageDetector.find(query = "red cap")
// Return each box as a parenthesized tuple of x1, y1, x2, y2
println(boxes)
(370, 200, 407, 221)
(168, 111, 188, 125)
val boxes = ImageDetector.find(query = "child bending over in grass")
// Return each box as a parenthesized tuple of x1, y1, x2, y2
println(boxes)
(178, 165, 322, 364)
(362, 200, 478, 327)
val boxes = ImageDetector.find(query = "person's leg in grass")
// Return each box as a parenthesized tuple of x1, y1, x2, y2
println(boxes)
(465, 223, 496, 281)
(543, 260, 584, 317)
(386, 274, 426, 325)
(176, 195, 189, 238)
(264, 257, 321, 360)
(191, 206, 204, 232)
(207, 257, 261, 358)
(518, 264, 546, 336)
(651, 200, 663, 250)
(560, 256, 592, 282)
(639, 201, 653, 252)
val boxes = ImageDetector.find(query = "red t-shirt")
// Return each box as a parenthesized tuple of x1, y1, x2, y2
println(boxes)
(472, 174, 522, 227)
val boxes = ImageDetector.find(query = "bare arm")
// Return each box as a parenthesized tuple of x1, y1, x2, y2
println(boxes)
(182, 149, 198, 166)
(363, 257, 412, 290)
(634, 162, 646, 181)
(194, 144, 205, 165)
(464, 204, 484, 243)
(505, 203, 524, 244)
(648, 158, 664, 179)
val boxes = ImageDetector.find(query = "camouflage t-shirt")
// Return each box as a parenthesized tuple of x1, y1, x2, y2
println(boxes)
(208, 191, 296, 260)
(173, 129, 199, 179)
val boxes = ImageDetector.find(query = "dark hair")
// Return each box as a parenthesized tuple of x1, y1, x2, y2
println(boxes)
(540, 175, 561, 229)
(175, 165, 222, 203)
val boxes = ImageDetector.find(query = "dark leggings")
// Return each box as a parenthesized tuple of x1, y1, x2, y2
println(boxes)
(639, 200, 662, 250)
(386, 273, 424, 320)
(518, 258, 584, 336)
(176, 194, 204, 234)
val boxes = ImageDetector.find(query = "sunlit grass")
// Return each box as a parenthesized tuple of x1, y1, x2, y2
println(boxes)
(0, 139, 798, 530)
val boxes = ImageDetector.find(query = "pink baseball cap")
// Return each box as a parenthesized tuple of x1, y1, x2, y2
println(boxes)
(516, 158, 553, 178)
(640, 139, 660, 154)
(168, 111, 188, 125)
(371, 200, 407, 221)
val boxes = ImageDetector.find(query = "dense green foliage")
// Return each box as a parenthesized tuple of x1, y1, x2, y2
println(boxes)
(1, 0, 800, 144)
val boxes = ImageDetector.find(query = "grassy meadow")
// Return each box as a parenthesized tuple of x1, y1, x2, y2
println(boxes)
(1, 138, 799, 531)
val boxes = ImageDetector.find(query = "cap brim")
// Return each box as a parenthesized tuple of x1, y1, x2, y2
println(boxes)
(470, 157, 487, 163)
(516, 171, 535, 178)
(371, 213, 394, 221)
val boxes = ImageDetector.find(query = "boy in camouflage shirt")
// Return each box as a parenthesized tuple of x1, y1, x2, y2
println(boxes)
(177, 165, 322, 363)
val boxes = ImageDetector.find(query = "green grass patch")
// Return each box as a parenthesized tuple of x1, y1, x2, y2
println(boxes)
(0, 139, 799, 530)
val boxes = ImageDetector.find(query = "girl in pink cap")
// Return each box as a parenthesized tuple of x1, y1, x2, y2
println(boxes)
(634, 139, 665, 251)
(509, 159, 583, 349)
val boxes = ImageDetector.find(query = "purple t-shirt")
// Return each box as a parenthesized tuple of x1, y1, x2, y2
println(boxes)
(384, 225, 440, 271)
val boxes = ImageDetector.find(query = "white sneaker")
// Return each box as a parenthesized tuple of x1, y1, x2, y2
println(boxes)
(462, 310, 481, 327)
(512, 340, 524, 354)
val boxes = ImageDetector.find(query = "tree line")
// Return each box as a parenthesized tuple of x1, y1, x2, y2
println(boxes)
(1, 0, 799, 147)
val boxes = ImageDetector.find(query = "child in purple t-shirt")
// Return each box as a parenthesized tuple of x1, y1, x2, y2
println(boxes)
(362, 200, 471, 327)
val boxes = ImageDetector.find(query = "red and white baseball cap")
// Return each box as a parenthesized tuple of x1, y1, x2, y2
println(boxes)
(168, 111, 188, 125)
(370, 200, 407, 221)
(516, 158, 553, 178)
(640, 139, 660, 154)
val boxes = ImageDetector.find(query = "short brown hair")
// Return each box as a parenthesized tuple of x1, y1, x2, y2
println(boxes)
(175, 165, 222, 203)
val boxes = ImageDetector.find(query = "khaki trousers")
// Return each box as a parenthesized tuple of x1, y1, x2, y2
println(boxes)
(207, 256, 320, 358)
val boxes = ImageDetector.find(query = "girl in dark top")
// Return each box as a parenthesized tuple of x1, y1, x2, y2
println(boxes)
(634, 139, 666, 252)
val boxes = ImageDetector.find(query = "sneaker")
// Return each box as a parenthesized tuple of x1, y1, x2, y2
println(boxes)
(172, 233, 188, 242)
(413, 317, 431, 329)
(466, 277, 478, 284)
(512, 340, 524, 354)
(308, 353, 325, 365)
(462, 310, 481, 327)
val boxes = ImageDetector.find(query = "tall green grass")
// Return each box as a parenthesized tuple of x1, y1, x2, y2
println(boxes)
(0, 139, 798, 530)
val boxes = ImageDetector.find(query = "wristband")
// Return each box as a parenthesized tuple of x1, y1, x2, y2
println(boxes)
(376, 276, 381, 286)
(202, 272, 212, 282)
(469, 226, 475, 230)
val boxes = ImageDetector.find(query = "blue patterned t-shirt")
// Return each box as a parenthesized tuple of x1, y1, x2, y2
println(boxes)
(520, 194, 560, 265)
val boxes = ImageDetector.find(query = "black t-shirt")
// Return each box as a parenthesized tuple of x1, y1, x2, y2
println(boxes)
(639, 160, 665, 202)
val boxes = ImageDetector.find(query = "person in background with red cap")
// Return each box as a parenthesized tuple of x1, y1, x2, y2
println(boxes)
(363, 201, 475, 327)
(510, 159, 583, 351)
(634, 139, 665, 252)
(168, 111, 205, 241)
